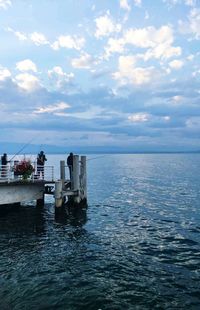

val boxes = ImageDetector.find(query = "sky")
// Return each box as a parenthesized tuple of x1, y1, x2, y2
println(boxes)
(0, 0, 200, 152)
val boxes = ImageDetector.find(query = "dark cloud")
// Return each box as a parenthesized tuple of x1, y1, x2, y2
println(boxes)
(0, 76, 200, 150)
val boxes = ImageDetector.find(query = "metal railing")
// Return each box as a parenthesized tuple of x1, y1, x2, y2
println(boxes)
(0, 162, 55, 182)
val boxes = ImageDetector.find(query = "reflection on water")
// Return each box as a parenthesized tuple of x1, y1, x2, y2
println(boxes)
(0, 204, 46, 236)
(55, 205, 88, 227)
(0, 154, 200, 309)
(0, 203, 88, 234)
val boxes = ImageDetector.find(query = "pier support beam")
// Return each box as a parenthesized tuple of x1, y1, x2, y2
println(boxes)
(80, 156, 87, 204)
(53, 154, 88, 209)
(36, 194, 44, 207)
(72, 155, 80, 204)
(60, 160, 65, 189)
(55, 180, 63, 208)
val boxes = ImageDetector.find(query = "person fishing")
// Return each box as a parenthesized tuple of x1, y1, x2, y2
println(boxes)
(67, 152, 73, 181)
(37, 151, 47, 179)
(1, 153, 9, 178)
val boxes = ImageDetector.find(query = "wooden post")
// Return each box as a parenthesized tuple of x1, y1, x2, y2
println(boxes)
(72, 155, 80, 204)
(80, 156, 87, 203)
(55, 180, 63, 208)
(36, 189, 45, 207)
(60, 160, 65, 189)
(36, 195, 44, 207)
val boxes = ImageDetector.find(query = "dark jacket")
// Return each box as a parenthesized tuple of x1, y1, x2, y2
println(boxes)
(37, 153, 47, 166)
(67, 154, 73, 167)
(1, 154, 8, 165)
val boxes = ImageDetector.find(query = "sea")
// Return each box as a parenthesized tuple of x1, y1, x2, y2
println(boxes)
(0, 154, 200, 310)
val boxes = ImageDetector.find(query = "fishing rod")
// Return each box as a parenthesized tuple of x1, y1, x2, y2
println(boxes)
(9, 136, 37, 161)
(87, 154, 110, 161)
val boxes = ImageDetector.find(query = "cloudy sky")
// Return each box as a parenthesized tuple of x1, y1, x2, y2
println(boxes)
(0, 0, 200, 152)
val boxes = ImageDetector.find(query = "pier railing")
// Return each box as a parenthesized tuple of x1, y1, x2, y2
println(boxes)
(0, 163, 55, 183)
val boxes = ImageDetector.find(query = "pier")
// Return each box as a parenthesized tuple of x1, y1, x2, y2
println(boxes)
(0, 155, 87, 210)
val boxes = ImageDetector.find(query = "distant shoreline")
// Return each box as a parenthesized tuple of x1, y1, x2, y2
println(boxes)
(1, 142, 199, 155)
(5, 151, 200, 156)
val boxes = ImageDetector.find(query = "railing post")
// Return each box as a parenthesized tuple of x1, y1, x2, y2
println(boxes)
(7, 165, 10, 183)
(52, 166, 54, 181)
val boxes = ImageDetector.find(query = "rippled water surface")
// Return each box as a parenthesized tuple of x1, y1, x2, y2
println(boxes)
(0, 154, 200, 309)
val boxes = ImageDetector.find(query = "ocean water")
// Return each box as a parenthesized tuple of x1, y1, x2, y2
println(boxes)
(0, 154, 200, 310)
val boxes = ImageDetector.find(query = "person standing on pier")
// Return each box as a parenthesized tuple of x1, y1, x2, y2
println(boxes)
(37, 151, 47, 179)
(67, 152, 73, 181)
(1, 153, 8, 178)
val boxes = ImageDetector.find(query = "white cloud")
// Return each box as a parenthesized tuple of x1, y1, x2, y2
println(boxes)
(169, 59, 184, 69)
(7, 28, 48, 45)
(187, 54, 194, 61)
(0, 66, 11, 81)
(55, 106, 105, 119)
(163, 0, 180, 6)
(178, 8, 200, 38)
(48, 66, 74, 89)
(0, 0, 11, 9)
(128, 113, 170, 124)
(125, 25, 181, 60)
(30, 32, 49, 46)
(125, 25, 173, 48)
(124, 28, 153, 48)
(71, 53, 96, 69)
(163, 0, 196, 6)
(184, 0, 196, 5)
(133, 0, 142, 7)
(51, 35, 85, 50)
(113, 55, 155, 85)
(95, 13, 122, 38)
(172, 95, 183, 103)
(48, 66, 74, 79)
(34, 102, 70, 114)
(163, 67, 171, 74)
(192, 69, 200, 77)
(120, 0, 131, 11)
(128, 113, 150, 123)
(188, 8, 200, 39)
(15, 31, 27, 41)
(48, 66, 64, 76)
(15, 73, 41, 91)
(6, 27, 27, 41)
(145, 44, 181, 60)
(163, 116, 171, 121)
(105, 25, 181, 60)
(145, 10, 149, 19)
(118, 55, 137, 71)
(7, 27, 85, 51)
(104, 37, 125, 58)
(16, 59, 37, 72)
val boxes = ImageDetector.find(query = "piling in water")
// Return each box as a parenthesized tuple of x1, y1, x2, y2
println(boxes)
(55, 155, 87, 209)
